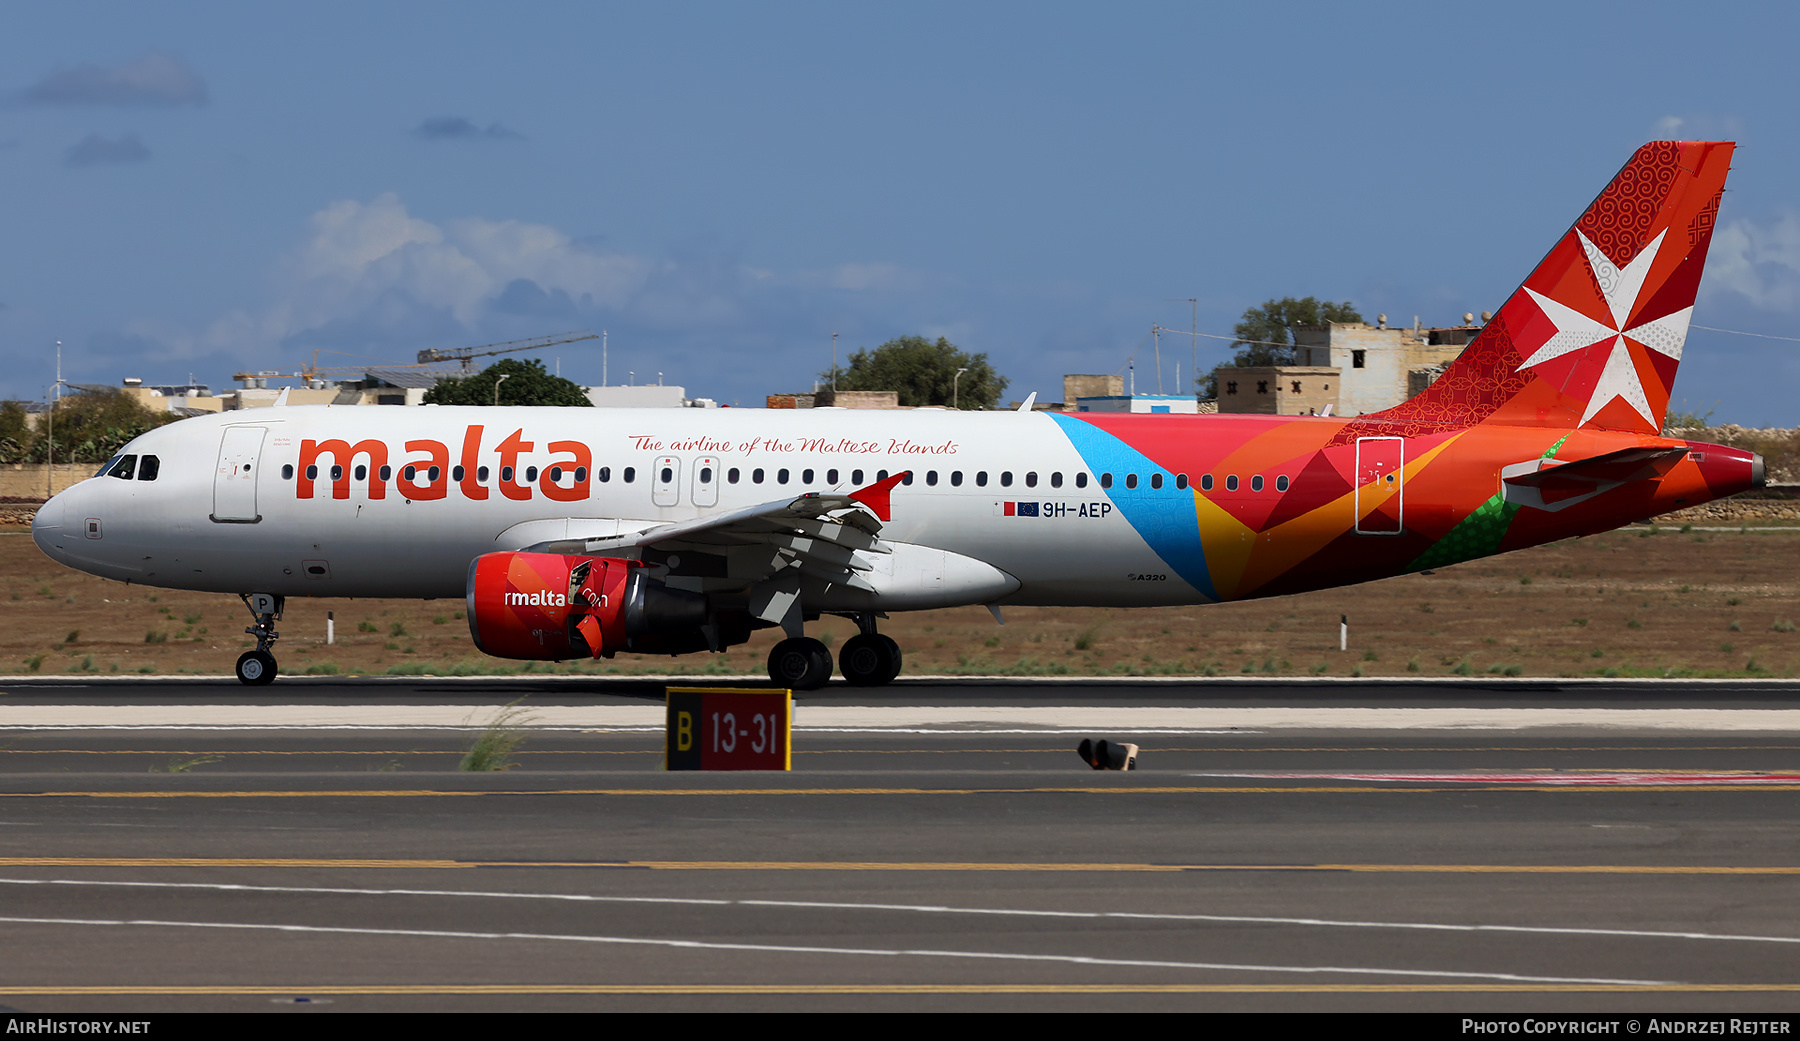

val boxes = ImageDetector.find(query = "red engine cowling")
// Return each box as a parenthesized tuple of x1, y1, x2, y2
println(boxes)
(465, 552, 710, 660)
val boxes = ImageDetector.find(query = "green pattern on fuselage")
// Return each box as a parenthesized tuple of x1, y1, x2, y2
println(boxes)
(1406, 434, 1568, 572)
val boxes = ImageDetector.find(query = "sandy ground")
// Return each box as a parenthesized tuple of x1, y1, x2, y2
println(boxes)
(7, 513, 1800, 680)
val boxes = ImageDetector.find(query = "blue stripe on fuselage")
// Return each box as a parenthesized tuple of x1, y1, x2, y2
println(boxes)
(1047, 413, 1216, 600)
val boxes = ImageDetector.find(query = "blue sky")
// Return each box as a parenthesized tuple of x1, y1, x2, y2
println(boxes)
(5, 2, 1800, 421)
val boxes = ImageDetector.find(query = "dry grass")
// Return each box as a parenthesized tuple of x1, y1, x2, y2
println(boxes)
(8, 523, 1800, 680)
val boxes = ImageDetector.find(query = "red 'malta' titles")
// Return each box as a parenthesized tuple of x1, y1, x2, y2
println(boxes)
(295, 425, 593, 502)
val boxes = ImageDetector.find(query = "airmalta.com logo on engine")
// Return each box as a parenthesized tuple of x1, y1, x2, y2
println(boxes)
(505, 590, 568, 607)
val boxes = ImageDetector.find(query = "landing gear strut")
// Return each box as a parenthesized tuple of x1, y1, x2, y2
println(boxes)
(236, 593, 283, 686)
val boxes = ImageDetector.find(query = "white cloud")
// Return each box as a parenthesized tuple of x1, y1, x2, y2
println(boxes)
(129, 193, 953, 392)
(1706, 212, 1800, 312)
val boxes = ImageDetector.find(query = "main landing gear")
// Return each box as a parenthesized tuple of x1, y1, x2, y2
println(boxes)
(235, 593, 283, 686)
(766, 616, 903, 690)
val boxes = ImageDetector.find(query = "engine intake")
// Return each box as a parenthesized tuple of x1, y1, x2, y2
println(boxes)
(466, 552, 711, 660)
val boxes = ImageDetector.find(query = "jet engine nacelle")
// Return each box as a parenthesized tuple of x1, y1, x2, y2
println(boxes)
(466, 551, 712, 660)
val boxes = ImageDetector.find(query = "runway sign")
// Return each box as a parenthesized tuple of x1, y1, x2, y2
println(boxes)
(664, 687, 792, 771)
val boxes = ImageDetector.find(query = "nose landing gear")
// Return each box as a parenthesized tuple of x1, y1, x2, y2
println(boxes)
(235, 593, 283, 685)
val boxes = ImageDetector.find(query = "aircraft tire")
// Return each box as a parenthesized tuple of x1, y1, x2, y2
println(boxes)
(768, 637, 832, 690)
(235, 650, 277, 686)
(876, 634, 903, 683)
(840, 634, 900, 687)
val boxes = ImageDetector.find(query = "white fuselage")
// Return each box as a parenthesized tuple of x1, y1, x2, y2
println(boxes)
(32, 405, 1199, 609)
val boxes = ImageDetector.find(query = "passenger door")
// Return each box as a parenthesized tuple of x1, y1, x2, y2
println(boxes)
(212, 426, 266, 523)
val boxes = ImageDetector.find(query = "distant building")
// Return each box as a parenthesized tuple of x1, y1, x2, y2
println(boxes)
(1063, 374, 1124, 404)
(767, 389, 902, 409)
(1212, 367, 1338, 416)
(1215, 317, 1479, 416)
(589, 385, 690, 408)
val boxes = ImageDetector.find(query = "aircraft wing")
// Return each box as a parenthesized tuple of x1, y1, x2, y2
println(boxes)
(522, 471, 908, 594)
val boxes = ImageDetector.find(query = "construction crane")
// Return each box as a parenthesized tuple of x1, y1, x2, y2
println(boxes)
(235, 330, 602, 389)
(416, 330, 599, 370)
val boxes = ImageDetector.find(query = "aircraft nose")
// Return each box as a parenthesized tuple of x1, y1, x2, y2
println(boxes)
(32, 489, 68, 563)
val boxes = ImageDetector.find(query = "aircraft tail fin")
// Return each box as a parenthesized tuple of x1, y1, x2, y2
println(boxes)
(1367, 141, 1734, 435)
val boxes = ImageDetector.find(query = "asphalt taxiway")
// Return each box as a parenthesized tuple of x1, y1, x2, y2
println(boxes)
(3, 676, 1800, 1011)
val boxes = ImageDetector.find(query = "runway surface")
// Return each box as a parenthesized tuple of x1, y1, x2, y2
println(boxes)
(3, 676, 1800, 1012)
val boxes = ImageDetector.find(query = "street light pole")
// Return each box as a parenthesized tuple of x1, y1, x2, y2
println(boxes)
(952, 367, 969, 410)
(493, 373, 511, 406)
(47, 341, 61, 499)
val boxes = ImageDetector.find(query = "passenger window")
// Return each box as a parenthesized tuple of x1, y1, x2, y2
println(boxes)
(1150, 473, 1163, 490)
(354, 464, 367, 482)
(926, 471, 938, 486)
(728, 467, 740, 484)
(477, 466, 490, 482)
(1200, 474, 1213, 491)
(596, 466, 610, 483)
(430, 465, 443, 482)
(572, 466, 585, 483)
(1251, 475, 1264, 492)
(852, 469, 864, 485)
(1075, 473, 1087, 489)
(827, 469, 839, 485)
(1276, 475, 1290, 492)
(777, 468, 790, 485)
(700, 466, 713, 483)
(877, 470, 889, 482)
(1099, 473, 1112, 489)
(1125, 473, 1138, 490)
(138, 456, 158, 481)
(282, 464, 294, 481)
(976, 471, 988, 487)
(1050, 472, 1062, 488)
(500, 466, 514, 483)
(1025, 472, 1038, 488)
(306, 465, 319, 481)
(1000, 472, 1013, 487)
(1175, 473, 1189, 490)
(951, 471, 963, 487)
(802, 469, 814, 484)
(453, 465, 466, 482)
(752, 468, 765, 484)
(623, 467, 636, 483)
(403, 465, 417, 481)
(1225, 475, 1238, 491)
(379, 465, 392, 481)
(548, 466, 563, 482)
(659, 466, 672, 483)
(902, 472, 914, 486)
(331, 465, 344, 481)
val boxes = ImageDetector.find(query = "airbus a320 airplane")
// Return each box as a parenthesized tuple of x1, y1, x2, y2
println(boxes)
(32, 141, 1761, 689)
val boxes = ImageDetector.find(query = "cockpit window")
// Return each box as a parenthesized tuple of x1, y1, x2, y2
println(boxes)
(110, 455, 137, 480)
(138, 455, 160, 481)
(94, 455, 124, 479)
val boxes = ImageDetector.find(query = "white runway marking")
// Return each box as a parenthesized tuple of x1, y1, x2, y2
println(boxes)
(0, 914, 1664, 987)
(1190, 770, 1800, 786)
(4, 877, 1792, 948)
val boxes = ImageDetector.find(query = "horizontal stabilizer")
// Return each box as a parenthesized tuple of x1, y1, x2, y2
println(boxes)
(1500, 446, 1688, 511)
